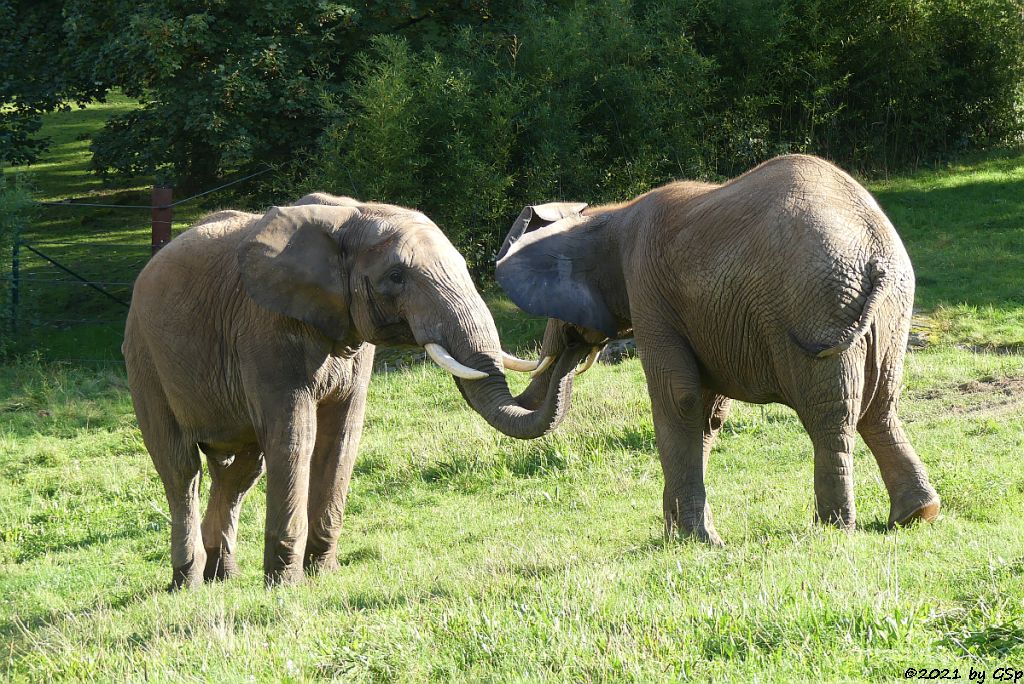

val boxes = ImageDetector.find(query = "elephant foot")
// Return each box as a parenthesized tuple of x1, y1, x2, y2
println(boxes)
(664, 510, 724, 547)
(303, 546, 339, 575)
(203, 546, 240, 582)
(168, 556, 206, 592)
(888, 491, 940, 529)
(686, 525, 725, 547)
(264, 568, 304, 588)
(814, 504, 856, 530)
(264, 556, 304, 588)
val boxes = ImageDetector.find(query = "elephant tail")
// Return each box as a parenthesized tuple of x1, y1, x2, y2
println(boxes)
(813, 258, 898, 359)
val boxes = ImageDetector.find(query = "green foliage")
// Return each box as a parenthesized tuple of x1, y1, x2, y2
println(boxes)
(0, 0, 112, 164)
(75, 1, 497, 187)
(294, 0, 1024, 274)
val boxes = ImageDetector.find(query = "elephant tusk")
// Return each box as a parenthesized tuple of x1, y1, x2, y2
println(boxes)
(424, 343, 488, 381)
(529, 355, 556, 378)
(576, 347, 601, 375)
(501, 351, 539, 372)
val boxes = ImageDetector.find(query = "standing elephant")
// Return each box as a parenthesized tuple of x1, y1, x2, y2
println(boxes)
(124, 194, 573, 588)
(495, 155, 940, 545)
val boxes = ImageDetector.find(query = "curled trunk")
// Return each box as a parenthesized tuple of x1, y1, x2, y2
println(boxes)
(454, 344, 592, 439)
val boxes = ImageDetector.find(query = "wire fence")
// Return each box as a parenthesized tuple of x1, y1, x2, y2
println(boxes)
(4, 167, 273, 363)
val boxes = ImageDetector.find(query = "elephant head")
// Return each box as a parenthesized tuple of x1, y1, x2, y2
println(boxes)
(494, 202, 632, 414)
(236, 200, 576, 438)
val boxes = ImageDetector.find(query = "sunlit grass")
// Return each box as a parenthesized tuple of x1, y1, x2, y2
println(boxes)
(0, 347, 1021, 680)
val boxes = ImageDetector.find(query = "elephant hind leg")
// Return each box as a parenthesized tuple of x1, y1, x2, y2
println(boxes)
(858, 409, 939, 528)
(791, 354, 865, 530)
(807, 421, 858, 529)
(201, 445, 265, 581)
(701, 389, 732, 463)
(131, 387, 206, 590)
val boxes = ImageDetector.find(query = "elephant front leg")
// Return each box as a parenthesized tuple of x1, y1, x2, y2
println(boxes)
(304, 349, 373, 574)
(261, 402, 317, 587)
(639, 332, 723, 546)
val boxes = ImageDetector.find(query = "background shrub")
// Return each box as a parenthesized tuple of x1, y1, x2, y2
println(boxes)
(4, 0, 1022, 271)
(294, 0, 1024, 275)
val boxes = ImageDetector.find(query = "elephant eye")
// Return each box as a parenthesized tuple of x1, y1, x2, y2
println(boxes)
(387, 268, 405, 285)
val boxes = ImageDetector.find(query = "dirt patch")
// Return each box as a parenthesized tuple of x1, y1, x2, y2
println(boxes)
(923, 376, 1024, 418)
(960, 342, 1024, 356)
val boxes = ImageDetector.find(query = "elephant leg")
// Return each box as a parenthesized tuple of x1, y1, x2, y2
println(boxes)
(638, 330, 722, 545)
(701, 389, 732, 464)
(260, 401, 317, 587)
(132, 391, 205, 590)
(200, 446, 265, 581)
(858, 411, 940, 528)
(807, 420, 858, 529)
(793, 356, 864, 530)
(304, 348, 373, 574)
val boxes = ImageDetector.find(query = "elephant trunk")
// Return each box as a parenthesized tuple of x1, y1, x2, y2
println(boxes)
(454, 346, 590, 439)
(415, 286, 589, 439)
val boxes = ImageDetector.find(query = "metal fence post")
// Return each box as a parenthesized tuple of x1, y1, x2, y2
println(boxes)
(151, 185, 173, 255)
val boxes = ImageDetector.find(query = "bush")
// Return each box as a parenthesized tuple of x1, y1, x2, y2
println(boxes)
(75, 1, 496, 188)
(22, 0, 1016, 271)
(293, 0, 1023, 276)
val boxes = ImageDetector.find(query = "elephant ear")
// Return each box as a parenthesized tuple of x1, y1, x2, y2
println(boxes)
(496, 202, 588, 261)
(495, 216, 618, 338)
(238, 204, 359, 340)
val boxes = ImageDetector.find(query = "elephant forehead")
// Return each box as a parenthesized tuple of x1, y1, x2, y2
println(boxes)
(360, 223, 461, 270)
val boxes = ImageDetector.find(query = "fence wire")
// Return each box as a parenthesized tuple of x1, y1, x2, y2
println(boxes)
(35, 166, 272, 210)
(7, 167, 274, 363)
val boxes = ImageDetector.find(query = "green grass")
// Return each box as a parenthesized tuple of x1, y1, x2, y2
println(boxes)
(874, 149, 1024, 349)
(1, 103, 1023, 680)
(1, 347, 1022, 680)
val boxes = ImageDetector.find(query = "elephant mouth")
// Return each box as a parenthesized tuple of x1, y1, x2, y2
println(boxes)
(371, 320, 416, 346)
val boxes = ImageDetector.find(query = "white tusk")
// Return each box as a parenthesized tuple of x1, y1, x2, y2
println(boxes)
(529, 355, 556, 378)
(576, 347, 601, 375)
(501, 351, 539, 372)
(424, 343, 488, 380)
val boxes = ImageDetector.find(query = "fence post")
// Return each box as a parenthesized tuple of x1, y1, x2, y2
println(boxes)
(151, 185, 173, 255)
(10, 227, 19, 336)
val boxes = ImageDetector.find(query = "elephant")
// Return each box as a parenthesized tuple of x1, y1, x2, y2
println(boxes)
(123, 193, 580, 588)
(495, 154, 941, 545)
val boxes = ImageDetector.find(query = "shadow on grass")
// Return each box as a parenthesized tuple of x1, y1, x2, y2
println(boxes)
(0, 583, 161, 642)
(14, 526, 150, 564)
(0, 362, 131, 438)
(876, 171, 1024, 312)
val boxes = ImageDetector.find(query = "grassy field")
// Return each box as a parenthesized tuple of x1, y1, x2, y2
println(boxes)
(1, 104, 1022, 680)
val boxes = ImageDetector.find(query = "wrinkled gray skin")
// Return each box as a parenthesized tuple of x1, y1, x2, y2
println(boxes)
(497, 155, 941, 545)
(124, 194, 578, 589)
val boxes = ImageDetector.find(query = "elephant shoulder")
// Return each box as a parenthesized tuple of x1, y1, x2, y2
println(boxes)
(135, 212, 251, 301)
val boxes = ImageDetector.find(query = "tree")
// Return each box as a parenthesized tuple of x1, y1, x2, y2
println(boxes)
(79, 1, 498, 187)
(0, 0, 112, 164)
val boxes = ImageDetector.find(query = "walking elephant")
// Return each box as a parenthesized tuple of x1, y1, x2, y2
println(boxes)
(124, 194, 575, 588)
(495, 155, 941, 545)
